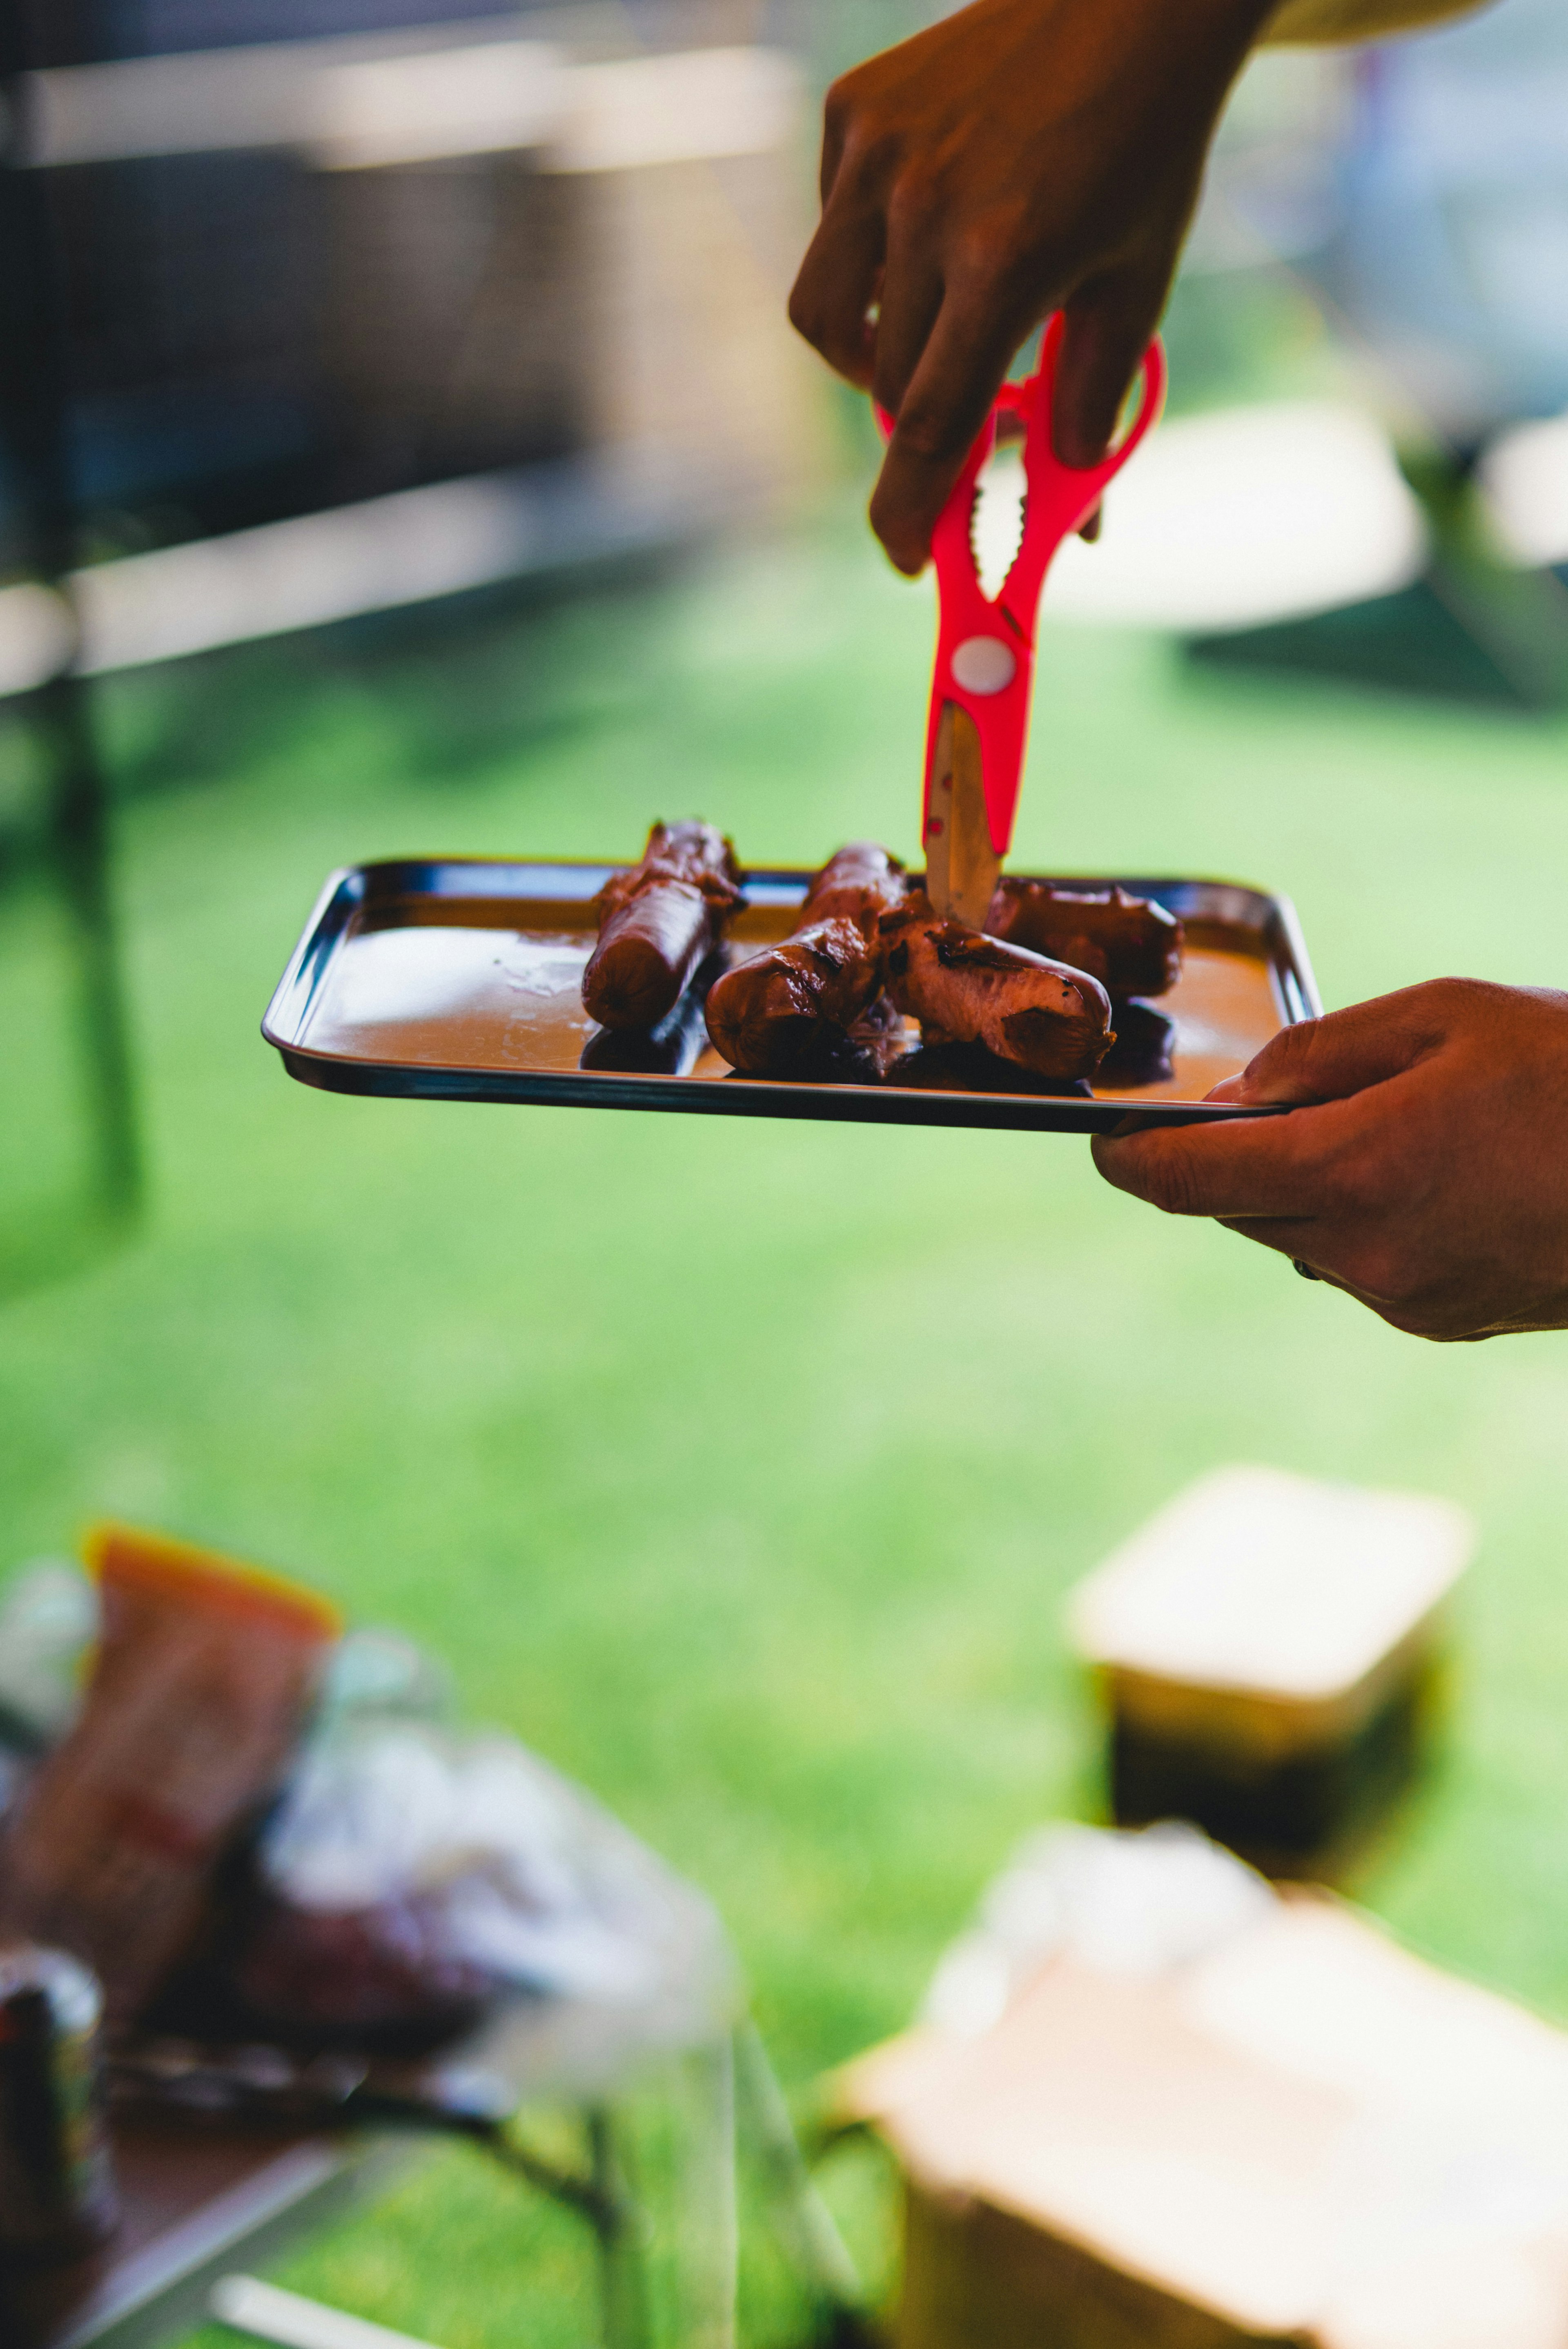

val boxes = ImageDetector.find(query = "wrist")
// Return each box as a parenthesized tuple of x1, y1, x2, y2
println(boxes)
(1140, 0, 1281, 85)
(1122, 0, 1281, 137)
(996, 0, 1281, 107)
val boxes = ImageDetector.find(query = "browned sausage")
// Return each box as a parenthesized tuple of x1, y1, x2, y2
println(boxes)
(582, 821, 743, 1030)
(986, 880, 1182, 1000)
(791, 841, 907, 929)
(704, 843, 906, 1074)
(881, 895, 1114, 1079)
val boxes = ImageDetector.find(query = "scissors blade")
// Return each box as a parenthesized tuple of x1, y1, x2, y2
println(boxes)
(926, 704, 1000, 927)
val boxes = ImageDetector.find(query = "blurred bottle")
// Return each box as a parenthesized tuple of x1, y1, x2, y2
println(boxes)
(0, 1943, 118, 2265)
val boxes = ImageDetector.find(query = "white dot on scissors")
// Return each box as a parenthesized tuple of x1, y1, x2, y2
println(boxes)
(950, 635, 1017, 695)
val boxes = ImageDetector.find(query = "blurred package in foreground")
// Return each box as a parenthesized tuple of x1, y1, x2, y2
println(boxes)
(1068, 1466, 1474, 1874)
(842, 1823, 1568, 2349)
(0, 1526, 339, 2026)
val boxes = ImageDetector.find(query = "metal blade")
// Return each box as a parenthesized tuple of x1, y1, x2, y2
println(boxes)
(925, 704, 1000, 927)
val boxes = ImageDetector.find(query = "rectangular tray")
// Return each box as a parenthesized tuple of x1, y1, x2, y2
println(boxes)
(262, 859, 1321, 1135)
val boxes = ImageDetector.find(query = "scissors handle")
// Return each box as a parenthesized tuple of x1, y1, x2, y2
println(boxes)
(887, 317, 1165, 876)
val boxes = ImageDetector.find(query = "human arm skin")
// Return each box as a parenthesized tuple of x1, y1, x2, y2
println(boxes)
(790, 0, 1490, 576)
(1090, 981, 1568, 1340)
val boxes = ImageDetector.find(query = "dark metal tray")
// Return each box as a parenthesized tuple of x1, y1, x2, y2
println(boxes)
(262, 859, 1321, 1134)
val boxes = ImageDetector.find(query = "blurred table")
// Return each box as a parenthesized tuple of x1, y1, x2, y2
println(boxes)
(0, 1754, 858, 2349)
(9, 2115, 403, 2349)
(4, 1981, 846, 2349)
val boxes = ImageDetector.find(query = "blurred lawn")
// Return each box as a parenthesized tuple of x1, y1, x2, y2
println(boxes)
(7, 519, 1568, 2344)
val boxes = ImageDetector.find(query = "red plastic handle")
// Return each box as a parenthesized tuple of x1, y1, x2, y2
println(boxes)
(880, 316, 1166, 865)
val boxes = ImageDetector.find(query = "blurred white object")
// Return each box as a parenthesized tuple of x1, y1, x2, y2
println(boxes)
(1067, 1464, 1472, 1702)
(212, 2275, 438, 2349)
(71, 477, 550, 673)
(1044, 400, 1429, 630)
(29, 33, 386, 163)
(0, 1558, 98, 1749)
(1479, 410, 1568, 567)
(27, 35, 800, 175)
(312, 43, 566, 170)
(260, 1723, 671, 2005)
(0, 586, 75, 698)
(923, 1822, 1274, 2037)
(47, 457, 719, 681)
(309, 42, 800, 175)
(550, 48, 803, 174)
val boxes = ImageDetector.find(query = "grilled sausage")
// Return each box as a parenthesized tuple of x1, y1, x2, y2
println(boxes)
(986, 880, 1182, 1000)
(881, 895, 1114, 1080)
(583, 821, 743, 1031)
(704, 843, 906, 1074)
(791, 841, 907, 929)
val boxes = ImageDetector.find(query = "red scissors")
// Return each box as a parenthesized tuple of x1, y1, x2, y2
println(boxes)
(880, 316, 1166, 925)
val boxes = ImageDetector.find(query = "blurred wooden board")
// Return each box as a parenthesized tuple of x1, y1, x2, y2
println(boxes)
(842, 1890, 1568, 2349)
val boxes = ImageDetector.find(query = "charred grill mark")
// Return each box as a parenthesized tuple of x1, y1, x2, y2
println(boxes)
(703, 845, 908, 1074)
(932, 928, 1036, 977)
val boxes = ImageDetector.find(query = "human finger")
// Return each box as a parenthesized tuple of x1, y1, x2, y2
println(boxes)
(869, 289, 1030, 574)
(1052, 271, 1169, 469)
(869, 221, 947, 423)
(1089, 1100, 1348, 1222)
(788, 197, 886, 388)
(1218, 987, 1452, 1109)
(817, 74, 854, 203)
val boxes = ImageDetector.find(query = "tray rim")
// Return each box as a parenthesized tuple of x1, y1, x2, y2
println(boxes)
(262, 857, 1323, 1136)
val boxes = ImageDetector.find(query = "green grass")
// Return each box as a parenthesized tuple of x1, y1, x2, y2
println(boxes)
(7, 521, 1568, 2342)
